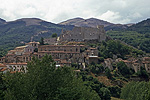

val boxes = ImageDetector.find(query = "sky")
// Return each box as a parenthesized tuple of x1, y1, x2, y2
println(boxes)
(0, 0, 149, 24)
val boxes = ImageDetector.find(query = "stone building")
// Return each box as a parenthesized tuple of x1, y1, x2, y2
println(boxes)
(116, 57, 150, 73)
(44, 38, 57, 45)
(6, 63, 27, 73)
(143, 57, 150, 73)
(60, 26, 106, 42)
(25, 42, 40, 48)
(38, 45, 85, 66)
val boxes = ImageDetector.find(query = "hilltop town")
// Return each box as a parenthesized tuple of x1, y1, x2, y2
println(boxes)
(0, 25, 150, 77)
(0, 26, 105, 72)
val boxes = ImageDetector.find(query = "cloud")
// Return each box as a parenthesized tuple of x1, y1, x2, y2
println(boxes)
(0, 0, 149, 24)
(99, 11, 121, 22)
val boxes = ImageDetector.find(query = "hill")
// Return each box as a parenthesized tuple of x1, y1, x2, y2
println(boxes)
(59, 17, 128, 31)
(59, 17, 113, 27)
(128, 18, 150, 34)
(0, 18, 6, 24)
(107, 18, 150, 53)
(0, 18, 73, 56)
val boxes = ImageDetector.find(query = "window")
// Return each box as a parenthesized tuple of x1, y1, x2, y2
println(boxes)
(76, 48, 78, 52)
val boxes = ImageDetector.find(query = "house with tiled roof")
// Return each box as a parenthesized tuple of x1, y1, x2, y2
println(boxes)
(0, 63, 8, 73)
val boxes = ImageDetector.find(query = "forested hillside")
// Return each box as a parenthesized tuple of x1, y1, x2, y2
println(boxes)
(107, 18, 150, 53)
(128, 18, 150, 34)
(121, 81, 150, 100)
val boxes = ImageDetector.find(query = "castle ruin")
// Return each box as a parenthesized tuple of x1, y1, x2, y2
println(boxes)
(59, 25, 106, 42)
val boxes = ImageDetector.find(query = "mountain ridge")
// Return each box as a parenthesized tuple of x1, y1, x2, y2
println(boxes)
(59, 17, 113, 27)
(59, 17, 130, 31)
(0, 18, 6, 24)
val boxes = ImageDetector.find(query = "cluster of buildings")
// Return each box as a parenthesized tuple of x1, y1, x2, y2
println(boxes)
(103, 57, 150, 73)
(0, 26, 105, 73)
(0, 42, 99, 73)
(0, 25, 150, 75)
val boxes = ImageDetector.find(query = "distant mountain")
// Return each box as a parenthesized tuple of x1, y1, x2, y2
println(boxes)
(59, 17, 129, 31)
(16, 18, 44, 26)
(128, 18, 150, 34)
(60, 17, 85, 26)
(0, 18, 73, 56)
(59, 17, 113, 27)
(0, 18, 6, 24)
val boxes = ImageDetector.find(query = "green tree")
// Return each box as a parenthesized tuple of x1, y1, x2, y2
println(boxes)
(0, 74, 6, 100)
(105, 68, 112, 79)
(121, 81, 150, 100)
(34, 48, 38, 52)
(51, 33, 57, 38)
(108, 86, 121, 98)
(99, 87, 111, 100)
(4, 55, 100, 100)
(39, 37, 44, 45)
(136, 67, 149, 79)
(116, 61, 131, 77)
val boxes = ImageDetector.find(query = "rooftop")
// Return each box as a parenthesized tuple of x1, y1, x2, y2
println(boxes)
(39, 45, 85, 47)
(6, 63, 27, 65)
(0, 63, 6, 67)
(38, 51, 80, 54)
(15, 45, 28, 49)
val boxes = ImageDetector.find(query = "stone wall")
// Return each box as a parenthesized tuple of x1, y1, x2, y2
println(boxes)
(60, 25, 106, 42)
(44, 38, 57, 45)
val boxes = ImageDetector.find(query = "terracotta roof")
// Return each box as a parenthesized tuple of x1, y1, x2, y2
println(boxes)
(142, 61, 150, 64)
(133, 63, 140, 65)
(15, 45, 28, 49)
(15, 50, 24, 52)
(74, 70, 81, 72)
(54, 59, 61, 61)
(39, 45, 84, 47)
(6, 63, 27, 65)
(33, 52, 38, 55)
(17, 56, 23, 58)
(0, 63, 6, 67)
(122, 60, 131, 63)
(90, 48, 97, 50)
(38, 51, 80, 54)
(23, 52, 33, 55)
(86, 50, 90, 52)
(6, 54, 15, 56)
(10, 71, 16, 73)
(26, 42, 40, 44)
(8, 50, 16, 52)
(0, 68, 8, 72)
